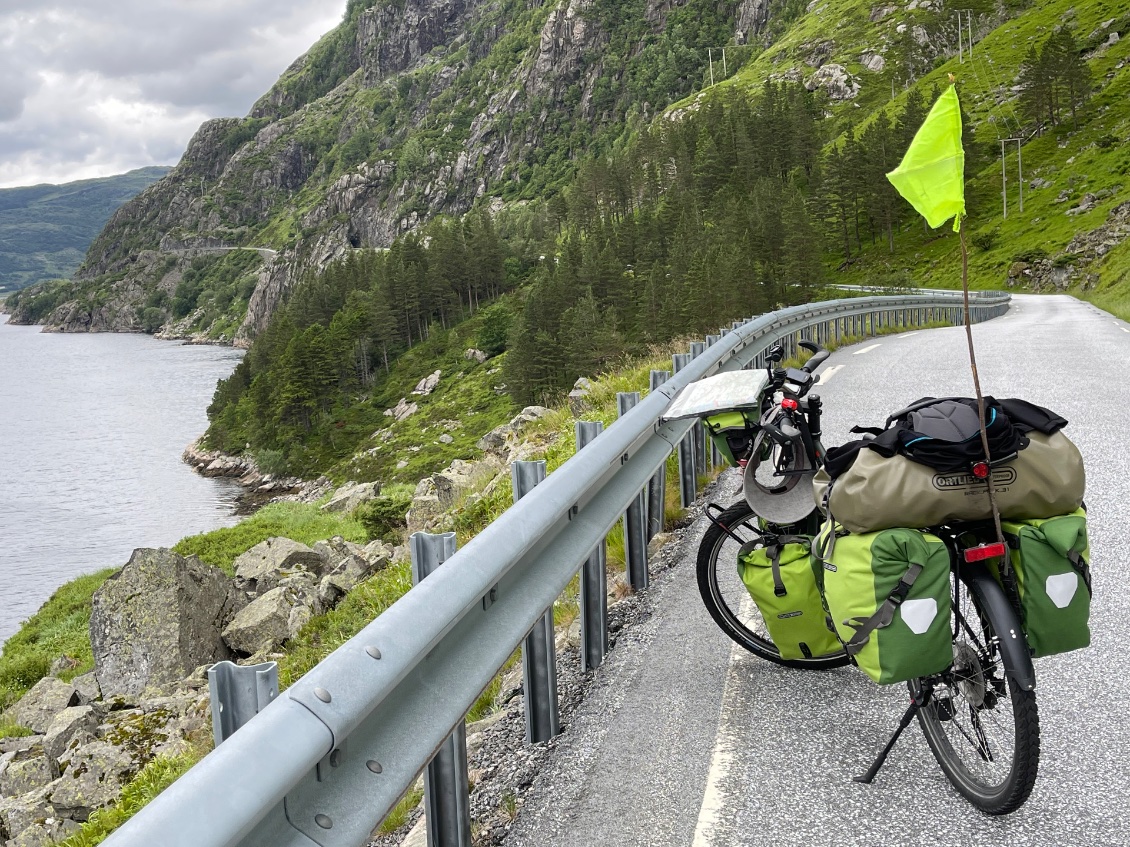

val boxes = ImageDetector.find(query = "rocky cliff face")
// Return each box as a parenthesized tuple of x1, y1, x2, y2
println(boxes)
(20, 0, 775, 342)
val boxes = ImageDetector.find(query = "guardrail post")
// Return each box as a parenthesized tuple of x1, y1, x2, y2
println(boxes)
(410, 531, 471, 847)
(575, 421, 608, 672)
(672, 353, 697, 507)
(647, 371, 670, 539)
(207, 660, 278, 746)
(511, 461, 561, 743)
(617, 392, 649, 592)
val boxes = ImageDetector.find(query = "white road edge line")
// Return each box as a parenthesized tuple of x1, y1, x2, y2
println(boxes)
(897, 331, 918, 339)
(1122, 328, 1129, 334)
(818, 365, 844, 385)
(692, 636, 745, 847)
(853, 343, 881, 355)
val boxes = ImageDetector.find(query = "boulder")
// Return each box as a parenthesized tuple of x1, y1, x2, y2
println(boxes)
(0, 791, 52, 842)
(861, 51, 885, 72)
(233, 538, 324, 595)
(804, 63, 860, 101)
(411, 370, 442, 395)
(476, 406, 551, 457)
(406, 457, 505, 534)
(43, 707, 100, 765)
(384, 397, 419, 421)
(320, 481, 381, 513)
(567, 377, 594, 412)
(70, 673, 101, 706)
(9, 817, 80, 846)
(48, 740, 134, 821)
(439, 433, 454, 444)
(222, 576, 321, 655)
(13, 679, 77, 734)
(0, 754, 53, 798)
(89, 548, 244, 700)
(463, 348, 488, 363)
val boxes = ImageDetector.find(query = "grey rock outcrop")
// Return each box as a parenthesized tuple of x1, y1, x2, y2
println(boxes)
(320, 481, 382, 513)
(805, 64, 860, 100)
(464, 348, 488, 363)
(70, 673, 101, 706)
(13, 679, 78, 734)
(9, 817, 80, 846)
(233, 537, 325, 595)
(89, 548, 244, 700)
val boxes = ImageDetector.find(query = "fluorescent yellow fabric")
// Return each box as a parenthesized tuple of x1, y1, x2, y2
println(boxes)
(886, 85, 966, 232)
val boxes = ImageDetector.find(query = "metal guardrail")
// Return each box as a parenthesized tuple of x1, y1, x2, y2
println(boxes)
(103, 292, 1009, 847)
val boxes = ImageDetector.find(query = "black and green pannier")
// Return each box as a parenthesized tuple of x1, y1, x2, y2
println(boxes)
(737, 537, 843, 661)
(704, 409, 759, 467)
(998, 509, 1092, 658)
(817, 526, 952, 684)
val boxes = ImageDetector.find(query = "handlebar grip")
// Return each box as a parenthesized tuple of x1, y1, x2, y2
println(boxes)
(803, 350, 831, 373)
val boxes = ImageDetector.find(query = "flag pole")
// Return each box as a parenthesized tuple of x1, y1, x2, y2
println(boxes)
(958, 218, 1006, 546)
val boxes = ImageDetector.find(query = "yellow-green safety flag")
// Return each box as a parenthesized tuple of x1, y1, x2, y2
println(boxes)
(886, 84, 966, 232)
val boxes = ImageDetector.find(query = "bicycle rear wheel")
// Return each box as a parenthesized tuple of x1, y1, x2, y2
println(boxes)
(911, 570, 1040, 814)
(696, 500, 848, 669)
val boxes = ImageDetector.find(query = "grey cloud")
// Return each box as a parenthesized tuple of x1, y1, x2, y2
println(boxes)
(0, 0, 345, 186)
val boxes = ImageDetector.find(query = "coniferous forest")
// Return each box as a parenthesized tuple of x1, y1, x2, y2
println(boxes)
(205, 81, 965, 471)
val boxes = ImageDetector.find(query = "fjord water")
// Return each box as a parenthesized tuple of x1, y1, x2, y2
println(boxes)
(0, 314, 245, 644)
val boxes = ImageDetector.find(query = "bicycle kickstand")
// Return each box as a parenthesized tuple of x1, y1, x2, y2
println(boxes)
(853, 686, 932, 785)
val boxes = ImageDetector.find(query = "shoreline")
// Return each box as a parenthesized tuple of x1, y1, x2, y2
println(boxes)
(181, 439, 331, 514)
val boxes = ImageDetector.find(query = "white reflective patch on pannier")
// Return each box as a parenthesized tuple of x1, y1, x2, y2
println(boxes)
(1046, 573, 1079, 609)
(900, 598, 938, 634)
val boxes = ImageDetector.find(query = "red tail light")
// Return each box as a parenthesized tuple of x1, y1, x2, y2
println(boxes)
(781, 398, 798, 411)
(964, 542, 1007, 562)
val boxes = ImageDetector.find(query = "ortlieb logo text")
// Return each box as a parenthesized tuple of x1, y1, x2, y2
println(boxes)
(932, 467, 1016, 492)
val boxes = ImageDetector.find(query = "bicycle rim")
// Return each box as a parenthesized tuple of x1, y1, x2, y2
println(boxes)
(912, 574, 1040, 814)
(696, 500, 847, 670)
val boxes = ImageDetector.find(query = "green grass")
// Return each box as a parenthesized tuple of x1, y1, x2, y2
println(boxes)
(0, 568, 116, 713)
(172, 502, 368, 574)
(377, 786, 426, 835)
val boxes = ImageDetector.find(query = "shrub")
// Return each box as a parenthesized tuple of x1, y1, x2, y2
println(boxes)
(356, 492, 413, 543)
(970, 228, 1000, 252)
(1011, 247, 1048, 264)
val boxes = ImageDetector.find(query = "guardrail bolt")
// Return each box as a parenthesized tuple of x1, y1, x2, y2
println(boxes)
(315, 814, 333, 830)
(314, 687, 332, 704)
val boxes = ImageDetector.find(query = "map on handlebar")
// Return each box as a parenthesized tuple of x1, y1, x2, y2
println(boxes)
(660, 369, 770, 422)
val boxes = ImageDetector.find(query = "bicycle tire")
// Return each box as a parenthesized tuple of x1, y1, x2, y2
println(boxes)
(696, 500, 848, 669)
(911, 571, 1040, 814)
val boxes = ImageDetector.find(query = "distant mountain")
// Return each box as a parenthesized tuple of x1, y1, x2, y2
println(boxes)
(0, 167, 170, 293)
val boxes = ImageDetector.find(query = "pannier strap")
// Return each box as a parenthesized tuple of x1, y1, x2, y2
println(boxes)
(842, 563, 925, 657)
(767, 535, 811, 597)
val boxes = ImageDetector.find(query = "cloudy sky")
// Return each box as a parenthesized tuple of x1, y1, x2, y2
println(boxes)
(0, 1, 347, 188)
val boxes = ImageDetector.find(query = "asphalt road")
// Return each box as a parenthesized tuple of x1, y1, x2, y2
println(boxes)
(505, 294, 1130, 847)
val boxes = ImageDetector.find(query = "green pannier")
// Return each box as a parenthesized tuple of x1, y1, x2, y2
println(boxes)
(817, 525, 952, 684)
(737, 537, 843, 661)
(998, 509, 1092, 658)
(703, 409, 758, 467)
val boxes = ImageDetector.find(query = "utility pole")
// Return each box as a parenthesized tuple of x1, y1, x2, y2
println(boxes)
(705, 46, 734, 87)
(956, 10, 975, 61)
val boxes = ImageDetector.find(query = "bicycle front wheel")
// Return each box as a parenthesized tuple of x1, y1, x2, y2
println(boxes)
(696, 500, 848, 669)
(911, 570, 1040, 815)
